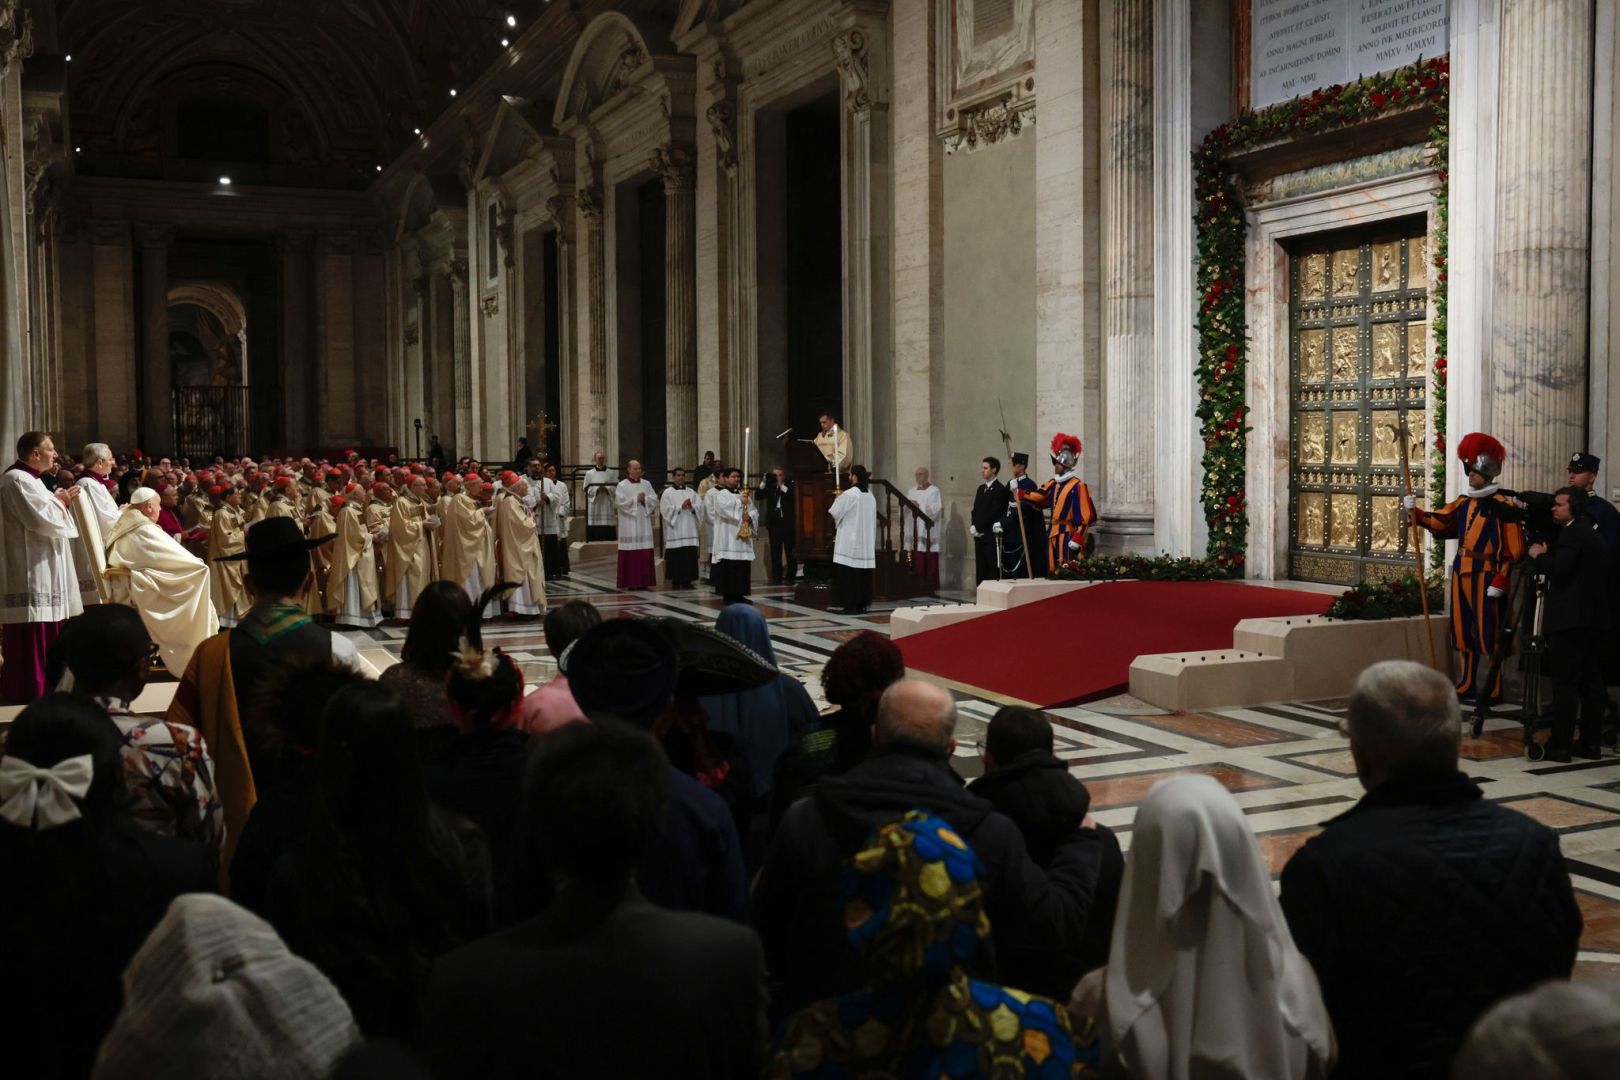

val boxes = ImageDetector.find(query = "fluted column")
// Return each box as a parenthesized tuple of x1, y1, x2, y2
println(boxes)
(135, 223, 174, 454)
(655, 145, 698, 474)
(579, 185, 608, 456)
(1099, 0, 1155, 550)
(1489, 0, 1594, 480)
(276, 228, 315, 448)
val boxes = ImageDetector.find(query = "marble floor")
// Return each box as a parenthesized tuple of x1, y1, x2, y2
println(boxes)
(10, 553, 1618, 982)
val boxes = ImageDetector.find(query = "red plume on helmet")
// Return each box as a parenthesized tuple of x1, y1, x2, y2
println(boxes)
(1050, 433, 1082, 458)
(1457, 433, 1505, 467)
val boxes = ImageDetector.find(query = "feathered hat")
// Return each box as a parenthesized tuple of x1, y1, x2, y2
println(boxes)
(1049, 433, 1082, 470)
(1458, 433, 1506, 481)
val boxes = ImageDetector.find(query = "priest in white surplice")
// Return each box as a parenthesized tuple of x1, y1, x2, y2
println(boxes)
(904, 466, 944, 586)
(582, 451, 618, 541)
(1, 431, 85, 703)
(77, 442, 122, 535)
(830, 465, 878, 615)
(659, 466, 703, 589)
(105, 487, 220, 678)
(614, 460, 659, 590)
(536, 461, 572, 580)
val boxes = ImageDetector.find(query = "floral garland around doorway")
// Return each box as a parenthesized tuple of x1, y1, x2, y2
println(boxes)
(1193, 55, 1450, 574)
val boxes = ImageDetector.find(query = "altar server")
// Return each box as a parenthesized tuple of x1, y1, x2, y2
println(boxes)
(582, 451, 617, 541)
(830, 465, 878, 614)
(660, 467, 703, 589)
(76, 442, 122, 535)
(706, 467, 758, 605)
(0, 432, 83, 703)
(537, 461, 572, 580)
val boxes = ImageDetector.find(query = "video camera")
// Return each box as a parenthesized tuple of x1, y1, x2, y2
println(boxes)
(1486, 488, 1558, 544)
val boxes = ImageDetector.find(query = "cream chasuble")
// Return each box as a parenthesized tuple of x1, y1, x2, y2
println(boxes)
(106, 506, 220, 677)
(385, 494, 433, 613)
(206, 504, 250, 622)
(494, 490, 546, 615)
(326, 502, 381, 628)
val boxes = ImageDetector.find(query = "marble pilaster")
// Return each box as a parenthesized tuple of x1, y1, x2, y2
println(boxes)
(86, 219, 137, 452)
(1488, 0, 1593, 482)
(1152, 0, 1198, 557)
(1099, 0, 1156, 550)
(579, 185, 608, 456)
(1033, 0, 1102, 490)
(276, 227, 315, 448)
(315, 230, 358, 444)
(655, 145, 698, 473)
(695, 74, 736, 464)
(134, 222, 174, 454)
(890, 0, 941, 482)
(449, 257, 472, 453)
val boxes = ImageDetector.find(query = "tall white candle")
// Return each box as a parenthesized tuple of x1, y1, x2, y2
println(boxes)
(833, 424, 840, 479)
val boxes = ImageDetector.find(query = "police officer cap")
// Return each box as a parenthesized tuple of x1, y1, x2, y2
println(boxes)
(1569, 452, 1601, 474)
(1011, 452, 1029, 467)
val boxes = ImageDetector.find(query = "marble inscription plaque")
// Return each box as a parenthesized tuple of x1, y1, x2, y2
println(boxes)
(1253, 0, 1450, 109)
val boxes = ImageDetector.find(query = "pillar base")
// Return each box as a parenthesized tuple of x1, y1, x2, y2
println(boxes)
(1093, 513, 1156, 555)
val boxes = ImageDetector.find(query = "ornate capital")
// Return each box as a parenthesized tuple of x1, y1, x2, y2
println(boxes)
(318, 230, 359, 256)
(650, 145, 695, 195)
(831, 30, 871, 115)
(84, 218, 129, 247)
(275, 227, 316, 255)
(448, 257, 470, 286)
(577, 184, 605, 224)
(0, 2, 33, 76)
(403, 325, 421, 346)
(705, 101, 738, 177)
(410, 275, 428, 300)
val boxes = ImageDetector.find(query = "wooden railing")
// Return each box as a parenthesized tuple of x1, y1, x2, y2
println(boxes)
(173, 386, 253, 461)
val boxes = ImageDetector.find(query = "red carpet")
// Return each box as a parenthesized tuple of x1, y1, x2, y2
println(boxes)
(898, 581, 1332, 707)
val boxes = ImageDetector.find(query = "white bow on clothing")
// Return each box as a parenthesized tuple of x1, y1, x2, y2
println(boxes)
(0, 754, 94, 829)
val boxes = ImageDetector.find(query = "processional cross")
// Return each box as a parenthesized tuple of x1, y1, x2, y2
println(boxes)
(527, 411, 558, 459)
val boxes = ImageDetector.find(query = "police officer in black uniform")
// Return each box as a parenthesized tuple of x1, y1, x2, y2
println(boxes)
(970, 457, 1009, 584)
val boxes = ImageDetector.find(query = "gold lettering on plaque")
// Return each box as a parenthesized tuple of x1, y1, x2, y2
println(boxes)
(1299, 329, 1325, 382)
(1407, 237, 1427, 289)
(1331, 412, 1358, 465)
(1372, 323, 1400, 380)
(1330, 325, 1359, 382)
(1330, 493, 1358, 548)
(1370, 496, 1402, 552)
(1301, 254, 1327, 301)
(1332, 249, 1360, 296)
(1299, 413, 1326, 464)
(1372, 242, 1400, 292)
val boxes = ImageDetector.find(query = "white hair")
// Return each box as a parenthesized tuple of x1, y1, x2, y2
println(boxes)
(1345, 660, 1460, 775)
(1453, 979, 1620, 1079)
(82, 442, 112, 467)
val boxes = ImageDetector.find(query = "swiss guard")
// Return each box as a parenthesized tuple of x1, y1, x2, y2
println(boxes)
(1408, 432, 1527, 702)
(1016, 433, 1097, 569)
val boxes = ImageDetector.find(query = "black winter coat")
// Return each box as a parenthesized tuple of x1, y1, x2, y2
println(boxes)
(752, 743, 1106, 1017)
(1279, 771, 1582, 1080)
(1537, 515, 1612, 634)
(968, 751, 1124, 985)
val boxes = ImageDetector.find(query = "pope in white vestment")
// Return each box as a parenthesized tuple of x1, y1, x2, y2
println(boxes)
(105, 488, 220, 678)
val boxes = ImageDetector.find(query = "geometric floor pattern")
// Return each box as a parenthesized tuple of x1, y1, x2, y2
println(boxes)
(343, 555, 1620, 984)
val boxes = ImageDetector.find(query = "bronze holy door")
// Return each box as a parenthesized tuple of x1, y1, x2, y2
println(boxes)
(1288, 222, 1430, 585)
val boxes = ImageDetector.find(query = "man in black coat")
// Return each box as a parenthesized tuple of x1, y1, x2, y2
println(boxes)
(1530, 485, 1612, 760)
(966, 705, 1122, 987)
(753, 679, 1107, 1018)
(756, 467, 796, 584)
(970, 456, 1010, 584)
(425, 721, 767, 1080)
(1001, 451, 1048, 578)
(1280, 660, 1582, 1080)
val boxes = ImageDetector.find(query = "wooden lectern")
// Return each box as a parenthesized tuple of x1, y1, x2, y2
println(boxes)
(784, 438, 837, 559)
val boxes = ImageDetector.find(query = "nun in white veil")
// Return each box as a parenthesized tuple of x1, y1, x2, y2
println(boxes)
(1070, 774, 1336, 1080)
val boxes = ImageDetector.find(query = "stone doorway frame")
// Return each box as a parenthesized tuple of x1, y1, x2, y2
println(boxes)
(1243, 170, 1441, 582)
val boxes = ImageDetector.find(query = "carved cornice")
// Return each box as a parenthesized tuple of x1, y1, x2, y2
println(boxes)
(132, 222, 176, 248)
(274, 227, 316, 255)
(544, 194, 574, 243)
(318, 230, 359, 256)
(705, 100, 738, 177)
(0, 1, 33, 76)
(651, 144, 695, 195)
(943, 98, 1037, 155)
(84, 218, 130, 247)
(831, 30, 872, 115)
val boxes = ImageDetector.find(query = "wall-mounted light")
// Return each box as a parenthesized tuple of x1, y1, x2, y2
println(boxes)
(449, 88, 458, 97)
(64, 54, 72, 63)
(376, 165, 383, 173)
(74, 146, 82, 153)
(219, 176, 232, 186)
(501, 37, 510, 47)
(413, 127, 422, 136)
(506, 14, 517, 27)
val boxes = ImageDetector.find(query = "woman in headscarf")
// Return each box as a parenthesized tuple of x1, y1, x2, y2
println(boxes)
(700, 603, 817, 809)
(1069, 775, 1336, 1080)
(766, 810, 1093, 1078)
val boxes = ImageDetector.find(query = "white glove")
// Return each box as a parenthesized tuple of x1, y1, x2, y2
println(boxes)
(1068, 538, 1082, 552)
(969, 526, 980, 539)
(1487, 585, 1505, 599)
(992, 522, 1003, 535)
(1402, 494, 1417, 511)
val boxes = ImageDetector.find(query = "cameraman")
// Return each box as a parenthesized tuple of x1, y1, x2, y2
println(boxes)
(1528, 486, 1611, 761)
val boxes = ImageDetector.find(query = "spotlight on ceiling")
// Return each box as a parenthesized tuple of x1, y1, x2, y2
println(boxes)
(449, 88, 458, 97)
(376, 165, 383, 172)
(219, 176, 232, 186)
(414, 127, 422, 136)
(64, 54, 72, 62)
(506, 14, 517, 27)
(501, 37, 510, 47)
(74, 146, 82, 153)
